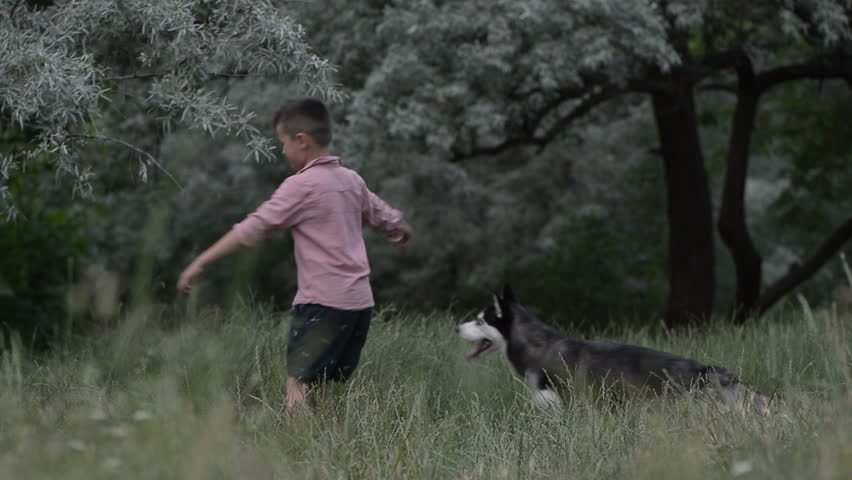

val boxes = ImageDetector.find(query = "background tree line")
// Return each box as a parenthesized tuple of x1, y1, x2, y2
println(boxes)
(2, 0, 851, 347)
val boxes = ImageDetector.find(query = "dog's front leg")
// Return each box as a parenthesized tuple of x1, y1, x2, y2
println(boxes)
(524, 370, 562, 411)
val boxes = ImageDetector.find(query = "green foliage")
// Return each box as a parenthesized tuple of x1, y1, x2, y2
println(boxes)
(1, 302, 850, 478)
(0, 0, 341, 216)
(0, 143, 94, 348)
(506, 216, 667, 326)
(762, 81, 852, 240)
(3, 0, 852, 336)
(746, 80, 852, 300)
(293, 0, 852, 320)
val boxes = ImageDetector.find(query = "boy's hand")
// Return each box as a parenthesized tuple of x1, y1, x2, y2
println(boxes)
(389, 221, 412, 245)
(176, 231, 244, 294)
(177, 261, 204, 295)
(398, 226, 412, 245)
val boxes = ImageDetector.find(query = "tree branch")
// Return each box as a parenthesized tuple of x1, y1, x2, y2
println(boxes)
(526, 85, 590, 133)
(453, 86, 623, 161)
(756, 217, 852, 316)
(535, 88, 624, 152)
(69, 134, 183, 190)
(8, 0, 22, 23)
(103, 72, 166, 82)
(698, 82, 736, 94)
(689, 48, 749, 84)
(757, 55, 852, 93)
(451, 136, 545, 161)
(700, 49, 749, 71)
(103, 71, 254, 82)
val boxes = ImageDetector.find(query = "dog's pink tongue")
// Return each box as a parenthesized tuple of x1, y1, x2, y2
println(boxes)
(466, 340, 489, 360)
(466, 347, 479, 360)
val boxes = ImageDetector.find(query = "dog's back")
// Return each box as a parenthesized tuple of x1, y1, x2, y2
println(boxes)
(513, 306, 777, 409)
(546, 337, 732, 392)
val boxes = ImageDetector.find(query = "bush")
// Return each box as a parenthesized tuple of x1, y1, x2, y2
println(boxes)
(0, 129, 94, 349)
(504, 215, 667, 327)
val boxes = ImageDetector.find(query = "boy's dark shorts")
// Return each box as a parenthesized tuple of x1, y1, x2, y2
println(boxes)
(286, 303, 372, 383)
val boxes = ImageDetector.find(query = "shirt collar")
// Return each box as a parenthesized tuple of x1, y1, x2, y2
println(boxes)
(297, 155, 340, 174)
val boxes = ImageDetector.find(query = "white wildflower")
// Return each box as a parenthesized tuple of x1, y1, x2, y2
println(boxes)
(731, 459, 754, 477)
(67, 439, 88, 452)
(132, 409, 153, 421)
(102, 457, 122, 470)
(89, 409, 108, 421)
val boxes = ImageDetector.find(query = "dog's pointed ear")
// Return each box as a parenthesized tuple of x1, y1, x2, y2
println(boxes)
(492, 294, 502, 318)
(501, 284, 517, 304)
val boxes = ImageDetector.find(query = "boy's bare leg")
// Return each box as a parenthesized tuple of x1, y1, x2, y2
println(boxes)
(285, 377, 336, 415)
(321, 386, 334, 410)
(285, 376, 312, 413)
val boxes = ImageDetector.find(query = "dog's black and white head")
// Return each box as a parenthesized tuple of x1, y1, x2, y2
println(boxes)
(455, 284, 517, 360)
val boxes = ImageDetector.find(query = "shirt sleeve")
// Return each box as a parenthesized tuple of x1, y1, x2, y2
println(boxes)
(362, 184, 408, 243)
(232, 177, 308, 246)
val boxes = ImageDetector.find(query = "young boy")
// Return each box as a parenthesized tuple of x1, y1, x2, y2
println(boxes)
(177, 97, 411, 411)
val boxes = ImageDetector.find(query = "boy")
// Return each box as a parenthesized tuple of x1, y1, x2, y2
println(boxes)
(177, 97, 411, 411)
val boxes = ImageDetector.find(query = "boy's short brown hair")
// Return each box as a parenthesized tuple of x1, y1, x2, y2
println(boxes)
(272, 97, 332, 147)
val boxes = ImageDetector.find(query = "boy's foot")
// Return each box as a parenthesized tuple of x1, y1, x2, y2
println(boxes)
(285, 376, 311, 411)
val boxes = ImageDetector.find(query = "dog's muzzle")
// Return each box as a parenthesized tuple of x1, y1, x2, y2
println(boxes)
(456, 323, 494, 360)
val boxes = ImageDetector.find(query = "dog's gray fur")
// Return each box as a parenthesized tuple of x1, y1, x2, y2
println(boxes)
(456, 285, 779, 413)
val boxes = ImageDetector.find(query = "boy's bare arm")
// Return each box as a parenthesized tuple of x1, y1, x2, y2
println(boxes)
(177, 230, 244, 294)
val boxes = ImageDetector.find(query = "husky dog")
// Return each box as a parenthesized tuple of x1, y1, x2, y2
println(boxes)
(456, 285, 777, 413)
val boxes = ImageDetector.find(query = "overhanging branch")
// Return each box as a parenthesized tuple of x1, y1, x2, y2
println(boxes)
(104, 72, 253, 82)
(700, 49, 749, 71)
(698, 82, 737, 94)
(103, 73, 165, 82)
(452, 136, 546, 160)
(536, 88, 624, 152)
(690, 48, 749, 84)
(453, 86, 623, 161)
(69, 134, 183, 189)
(757, 56, 852, 93)
(694, 51, 852, 94)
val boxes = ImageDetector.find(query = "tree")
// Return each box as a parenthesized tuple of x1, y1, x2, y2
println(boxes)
(0, 0, 343, 346)
(0, 0, 341, 220)
(716, 53, 852, 321)
(303, 0, 852, 325)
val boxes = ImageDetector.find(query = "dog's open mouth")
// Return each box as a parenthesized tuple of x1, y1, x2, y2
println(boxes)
(466, 339, 493, 360)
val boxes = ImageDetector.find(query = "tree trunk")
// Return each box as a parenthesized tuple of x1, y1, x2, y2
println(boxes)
(718, 59, 763, 323)
(650, 83, 716, 327)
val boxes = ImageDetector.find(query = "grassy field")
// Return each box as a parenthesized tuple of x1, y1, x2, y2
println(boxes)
(1, 300, 850, 479)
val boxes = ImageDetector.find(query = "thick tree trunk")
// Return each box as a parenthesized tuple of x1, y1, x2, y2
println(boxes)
(718, 59, 763, 323)
(651, 83, 715, 327)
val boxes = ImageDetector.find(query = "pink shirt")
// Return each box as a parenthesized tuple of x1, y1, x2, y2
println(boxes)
(232, 156, 407, 310)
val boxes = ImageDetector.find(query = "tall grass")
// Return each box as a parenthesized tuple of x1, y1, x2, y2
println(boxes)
(1, 300, 850, 479)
